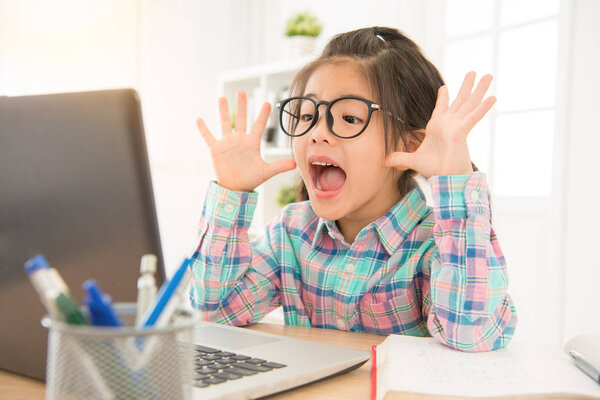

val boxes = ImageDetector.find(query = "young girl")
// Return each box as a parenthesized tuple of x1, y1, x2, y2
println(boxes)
(191, 26, 516, 352)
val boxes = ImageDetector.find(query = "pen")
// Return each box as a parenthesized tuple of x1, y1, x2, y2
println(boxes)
(133, 258, 192, 369)
(569, 350, 600, 384)
(83, 280, 124, 327)
(138, 258, 191, 329)
(25, 254, 88, 325)
(82, 281, 153, 399)
(135, 254, 158, 325)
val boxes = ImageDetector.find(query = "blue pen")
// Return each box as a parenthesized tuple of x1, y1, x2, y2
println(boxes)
(138, 258, 191, 329)
(83, 280, 124, 327)
(82, 280, 159, 399)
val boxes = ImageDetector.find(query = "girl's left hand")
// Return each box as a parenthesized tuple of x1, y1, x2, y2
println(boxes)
(385, 71, 496, 178)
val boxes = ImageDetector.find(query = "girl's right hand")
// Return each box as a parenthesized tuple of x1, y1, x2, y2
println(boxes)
(196, 91, 297, 192)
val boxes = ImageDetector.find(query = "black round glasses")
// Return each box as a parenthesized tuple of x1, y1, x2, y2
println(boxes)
(276, 96, 385, 139)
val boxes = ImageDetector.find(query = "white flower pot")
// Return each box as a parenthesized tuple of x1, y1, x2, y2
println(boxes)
(286, 36, 317, 58)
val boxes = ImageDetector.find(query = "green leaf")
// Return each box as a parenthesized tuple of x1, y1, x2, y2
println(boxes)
(285, 12, 322, 37)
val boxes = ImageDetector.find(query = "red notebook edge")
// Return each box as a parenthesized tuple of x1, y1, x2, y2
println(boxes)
(371, 344, 377, 400)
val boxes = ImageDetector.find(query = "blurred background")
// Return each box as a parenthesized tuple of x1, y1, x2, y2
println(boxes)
(2, 0, 598, 348)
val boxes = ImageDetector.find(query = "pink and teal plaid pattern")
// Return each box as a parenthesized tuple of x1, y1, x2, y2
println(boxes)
(189, 172, 517, 352)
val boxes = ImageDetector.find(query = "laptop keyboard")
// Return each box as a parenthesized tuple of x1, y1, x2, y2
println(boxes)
(193, 344, 287, 388)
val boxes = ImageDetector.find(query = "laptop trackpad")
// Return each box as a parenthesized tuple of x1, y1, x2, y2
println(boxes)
(194, 326, 281, 350)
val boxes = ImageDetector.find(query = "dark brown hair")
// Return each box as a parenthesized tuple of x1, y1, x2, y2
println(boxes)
(290, 26, 479, 201)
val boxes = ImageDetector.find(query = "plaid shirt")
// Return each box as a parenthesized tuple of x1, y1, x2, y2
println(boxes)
(190, 172, 517, 352)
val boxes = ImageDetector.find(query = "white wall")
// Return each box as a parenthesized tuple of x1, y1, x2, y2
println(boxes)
(562, 0, 600, 343)
(137, 0, 254, 274)
(259, 0, 427, 63)
(0, 0, 138, 94)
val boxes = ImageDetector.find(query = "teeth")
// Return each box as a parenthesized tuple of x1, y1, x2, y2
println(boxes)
(316, 178, 322, 190)
(311, 161, 338, 167)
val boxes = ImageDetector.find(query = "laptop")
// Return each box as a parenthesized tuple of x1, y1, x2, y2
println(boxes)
(0, 89, 166, 380)
(188, 321, 369, 399)
(0, 88, 370, 397)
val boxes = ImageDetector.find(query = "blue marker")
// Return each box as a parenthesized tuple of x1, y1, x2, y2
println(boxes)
(138, 258, 192, 329)
(83, 280, 124, 327)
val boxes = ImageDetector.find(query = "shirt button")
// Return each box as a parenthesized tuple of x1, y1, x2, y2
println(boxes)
(346, 263, 355, 274)
(336, 317, 345, 330)
(223, 204, 234, 213)
(470, 191, 480, 201)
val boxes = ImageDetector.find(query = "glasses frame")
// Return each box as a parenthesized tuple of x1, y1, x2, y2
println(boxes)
(276, 95, 382, 139)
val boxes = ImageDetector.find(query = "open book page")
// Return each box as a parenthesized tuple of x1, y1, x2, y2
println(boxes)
(375, 335, 600, 399)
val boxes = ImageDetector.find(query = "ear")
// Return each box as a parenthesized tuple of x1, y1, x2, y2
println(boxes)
(397, 129, 425, 153)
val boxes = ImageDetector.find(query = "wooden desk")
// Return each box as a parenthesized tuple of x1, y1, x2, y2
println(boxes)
(0, 324, 584, 400)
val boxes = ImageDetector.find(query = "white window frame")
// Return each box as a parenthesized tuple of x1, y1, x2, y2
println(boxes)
(423, 0, 574, 345)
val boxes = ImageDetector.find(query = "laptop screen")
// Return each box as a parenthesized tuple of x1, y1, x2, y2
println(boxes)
(0, 89, 165, 380)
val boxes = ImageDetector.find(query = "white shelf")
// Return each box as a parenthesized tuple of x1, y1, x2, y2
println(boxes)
(217, 56, 314, 84)
(218, 60, 304, 233)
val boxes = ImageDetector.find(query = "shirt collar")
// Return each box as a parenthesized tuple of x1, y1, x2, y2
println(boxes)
(311, 185, 431, 255)
(312, 217, 341, 248)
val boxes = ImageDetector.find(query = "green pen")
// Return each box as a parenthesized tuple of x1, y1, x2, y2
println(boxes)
(25, 254, 88, 325)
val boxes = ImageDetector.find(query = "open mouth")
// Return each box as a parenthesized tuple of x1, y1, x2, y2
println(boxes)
(309, 161, 347, 195)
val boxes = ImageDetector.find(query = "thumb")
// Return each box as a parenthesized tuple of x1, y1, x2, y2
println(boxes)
(386, 152, 416, 171)
(264, 158, 297, 180)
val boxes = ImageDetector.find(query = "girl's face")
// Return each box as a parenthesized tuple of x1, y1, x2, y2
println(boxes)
(293, 61, 404, 241)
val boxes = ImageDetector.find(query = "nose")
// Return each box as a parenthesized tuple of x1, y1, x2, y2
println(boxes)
(310, 104, 335, 144)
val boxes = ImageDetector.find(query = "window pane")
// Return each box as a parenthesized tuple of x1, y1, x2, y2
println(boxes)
(500, 0, 559, 26)
(443, 35, 493, 100)
(468, 118, 491, 174)
(445, 0, 494, 37)
(493, 110, 554, 196)
(497, 21, 558, 111)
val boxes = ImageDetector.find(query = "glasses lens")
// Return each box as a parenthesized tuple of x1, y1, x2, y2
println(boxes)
(281, 98, 315, 136)
(329, 98, 370, 138)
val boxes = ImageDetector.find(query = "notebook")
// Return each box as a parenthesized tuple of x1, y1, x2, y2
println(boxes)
(372, 334, 600, 399)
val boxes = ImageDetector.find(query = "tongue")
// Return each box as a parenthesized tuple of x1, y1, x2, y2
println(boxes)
(318, 167, 346, 191)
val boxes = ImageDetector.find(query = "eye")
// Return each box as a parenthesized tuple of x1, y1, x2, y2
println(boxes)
(300, 114, 314, 122)
(342, 115, 363, 124)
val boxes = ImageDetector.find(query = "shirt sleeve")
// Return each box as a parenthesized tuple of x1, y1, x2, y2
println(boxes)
(188, 181, 281, 326)
(421, 172, 517, 352)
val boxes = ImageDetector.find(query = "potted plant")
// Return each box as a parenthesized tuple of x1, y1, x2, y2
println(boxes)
(277, 185, 298, 208)
(285, 12, 322, 58)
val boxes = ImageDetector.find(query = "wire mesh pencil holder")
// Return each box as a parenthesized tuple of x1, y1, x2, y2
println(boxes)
(42, 303, 198, 400)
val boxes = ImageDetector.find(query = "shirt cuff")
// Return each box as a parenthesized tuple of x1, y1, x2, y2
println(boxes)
(202, 181, 258, 229)
(428, 172, 490, 220)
